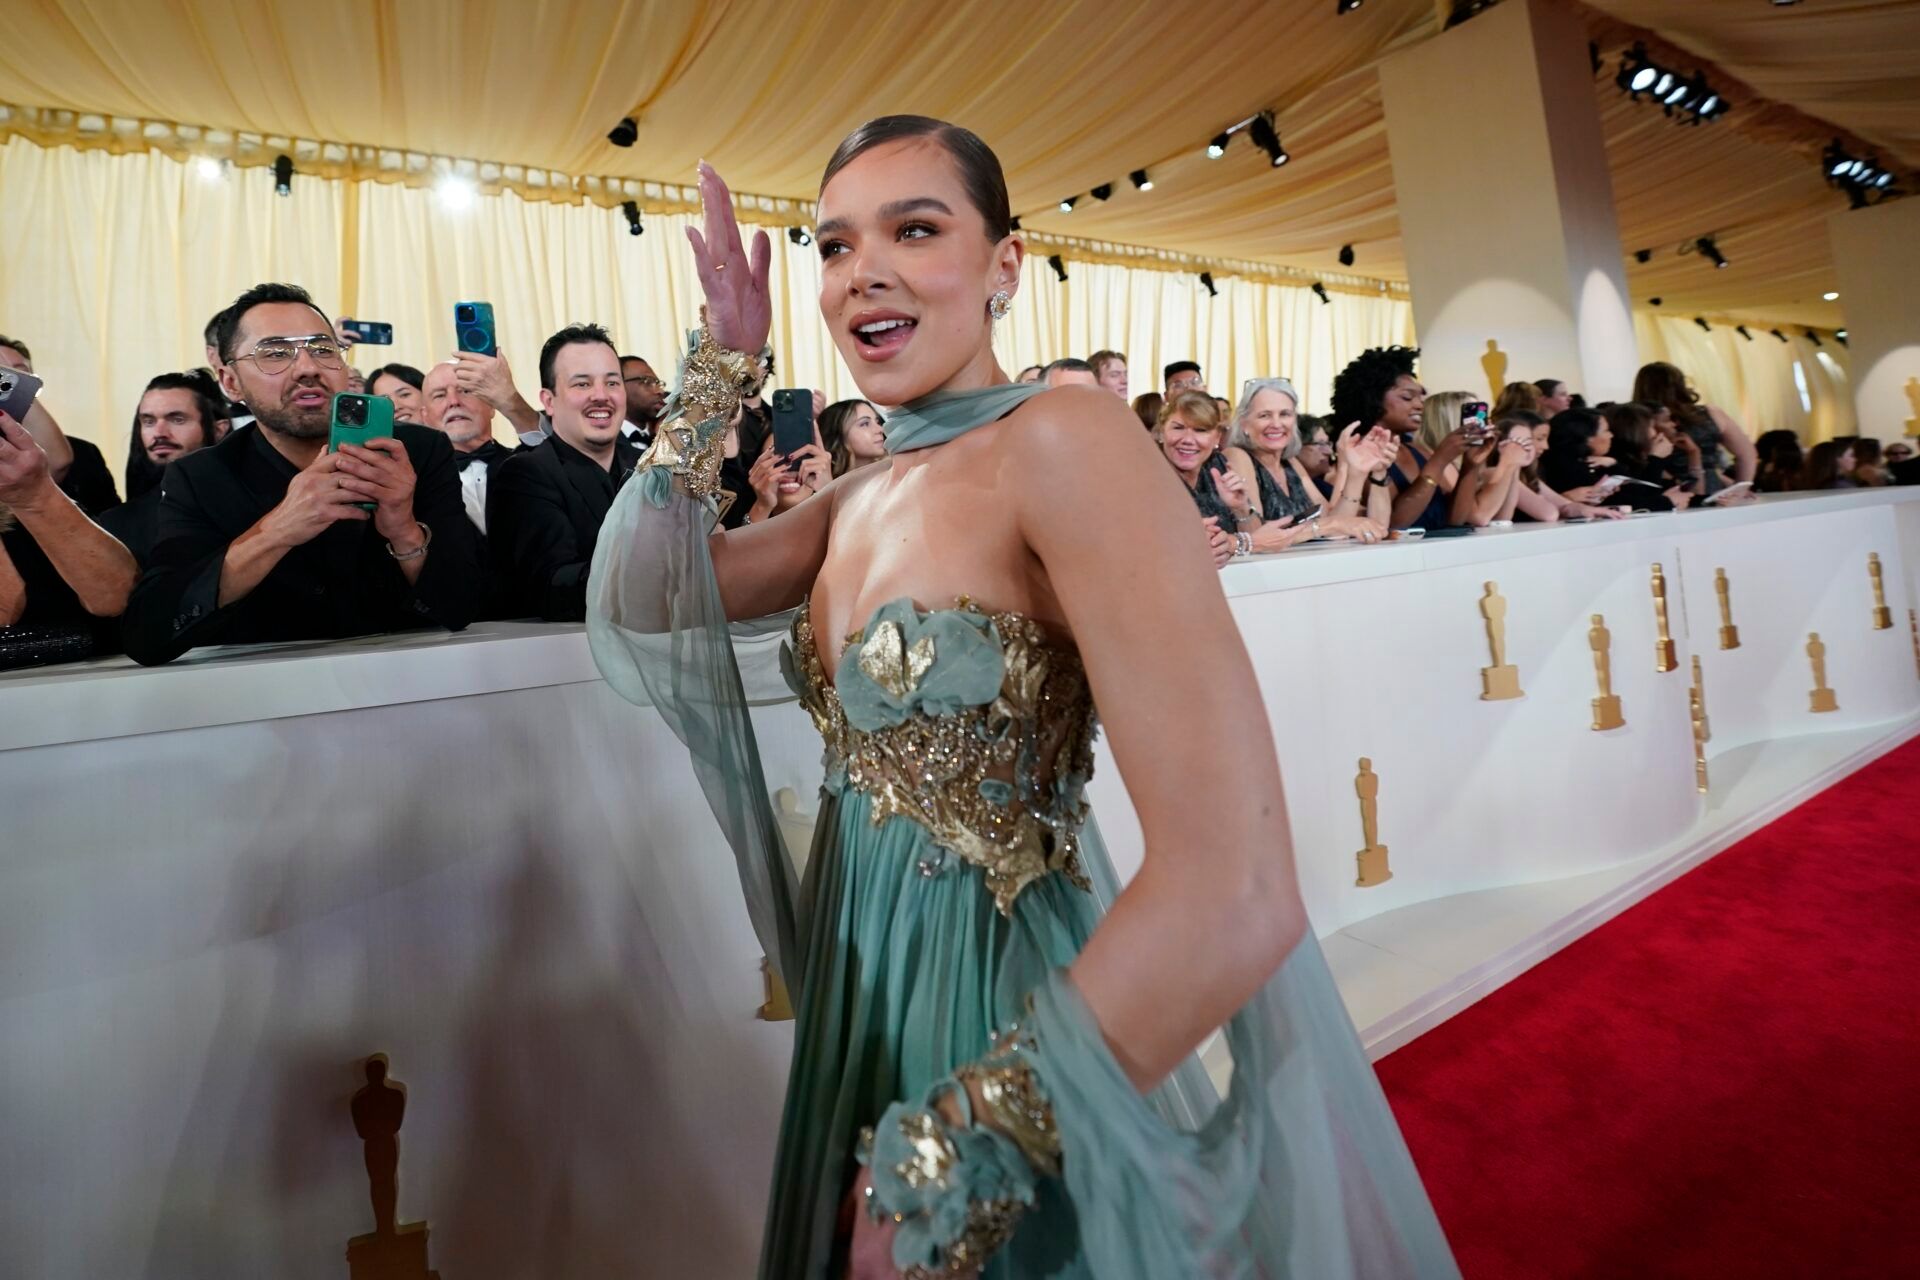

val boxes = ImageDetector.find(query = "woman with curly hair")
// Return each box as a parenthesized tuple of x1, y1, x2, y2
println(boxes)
(1330, 345, 1467, 530)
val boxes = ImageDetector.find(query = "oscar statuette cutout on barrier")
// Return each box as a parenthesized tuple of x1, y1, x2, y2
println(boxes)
(1909, 609, 1920, 681)
(1354, 759, 1392, 888)
(1478, 582, 1523, 699)
(1690, 655, 1711, 793)
(347, 1056, 440, 1280)
(1715, 568, 1741, 650)
(758, 956, 794, 1020)
(1589, 614, 1625, 731)
(1867, 553, 1894, 630)
(1807, 633, 1840, 713)
(1650, 564, 1678, 672)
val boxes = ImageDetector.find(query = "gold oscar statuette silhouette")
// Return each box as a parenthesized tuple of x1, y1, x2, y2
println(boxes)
(1589, 614, 1626, 730)
(1478, 582, 1524, 700)
(1807, 632, 1839, 713)
(758, 956, 794, 1020)
(1905, 376, 1920, 438)
(1354, 758, 1392, 887)
(1650, 564, 1678, 672)
(1481, 339, 1509, 402)
(1689, 655, 1711, 793)
(1910, 609, 1920, 681)
(1868, 553, 1893, 630)
(1714, 568, 1741, 649)
(347, 1056, 439, 1280)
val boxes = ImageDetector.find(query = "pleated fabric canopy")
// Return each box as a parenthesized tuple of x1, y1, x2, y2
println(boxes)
(0, 0, 1909, 326)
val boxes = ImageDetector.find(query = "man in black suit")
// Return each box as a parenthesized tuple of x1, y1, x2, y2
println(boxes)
(122, 282, 485, 665)
(487, 323, 640, 621)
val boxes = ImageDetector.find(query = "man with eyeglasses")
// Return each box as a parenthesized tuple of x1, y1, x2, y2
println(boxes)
(620, 354, 666, 442)
(122, 282, 484, 665)
(1164, 360, 1206, 397)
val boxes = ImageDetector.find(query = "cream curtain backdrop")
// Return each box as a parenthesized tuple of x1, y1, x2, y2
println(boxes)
(1633, 312, 1855, 445)
(0, 137, 1415, 471)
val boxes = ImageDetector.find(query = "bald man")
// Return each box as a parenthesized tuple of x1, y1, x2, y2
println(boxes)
(422, 360, 515, 532)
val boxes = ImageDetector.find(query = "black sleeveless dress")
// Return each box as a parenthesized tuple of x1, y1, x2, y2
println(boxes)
(1253, 457, 1318, 524)
(1189, 462, 1241, 528)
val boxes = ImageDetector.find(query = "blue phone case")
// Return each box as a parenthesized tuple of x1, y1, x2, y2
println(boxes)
(454, 302, 497, 356)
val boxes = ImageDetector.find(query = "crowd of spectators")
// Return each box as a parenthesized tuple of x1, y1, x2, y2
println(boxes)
(0, 295, 1903, 672)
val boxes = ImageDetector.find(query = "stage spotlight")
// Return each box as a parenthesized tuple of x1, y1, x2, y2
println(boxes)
(1823, 291, 1839, 301)
(1617, 44, 1659, 98)
(1091, 183, 1113, 202)
(1695, 236, 1729, 269)
(1048, 253, 1068, 283)
(273, 154, 293, 196)
(1059, 195, 1078, 213)
(1339, 244, 1355, 267)
(1338, 0, 1363, 12)
(1009, 216, 1022, 231)
(1311, 282, 1331, 305)
(1805, 328, 1823, 347)
(1130, 169, 1153, 191)
(787, 225, 811, 247)
(1835, 330, 1848, 346)
(623, 200, 644, 236)
(1207, 132, 1230, 159)
(1199, 271, 1218, 298)
(1822, 140, 1899, 207)
(1635, 248, 1652, 263)
(193, 156, 224, 182)
(1248, 114, 1288, 167)
(1770, 329, 1788, 343)
(607, 116, 638, 147)
(1648, 297, 1663, 306)
(1694, 317, 1711, 332)
(1736, 325, 1753, 342)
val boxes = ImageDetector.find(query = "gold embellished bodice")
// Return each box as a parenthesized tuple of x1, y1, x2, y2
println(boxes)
(783, 597, 1099, 915)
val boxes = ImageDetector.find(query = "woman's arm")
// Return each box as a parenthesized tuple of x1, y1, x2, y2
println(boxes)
(1711, 406, 1758, 483)
(1011, 399, 1306, 1090)
(0, 535, 24, 626)
(709, 470, 841, 619)
(0, 416, 136, 617)
(1512, 480, 1562, 522)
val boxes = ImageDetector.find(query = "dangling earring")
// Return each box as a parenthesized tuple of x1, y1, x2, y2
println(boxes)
(988, 290, 1012, 321)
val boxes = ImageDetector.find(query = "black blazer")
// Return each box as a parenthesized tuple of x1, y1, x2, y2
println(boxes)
(486, 431, 640, 621)
(121, 422, 486, 665)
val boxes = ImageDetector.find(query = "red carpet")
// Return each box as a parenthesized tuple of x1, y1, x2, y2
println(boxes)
(1376, 736, 1920, 1279)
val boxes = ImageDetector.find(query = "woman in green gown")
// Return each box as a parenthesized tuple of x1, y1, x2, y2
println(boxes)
(589, 117, 1458, 1279)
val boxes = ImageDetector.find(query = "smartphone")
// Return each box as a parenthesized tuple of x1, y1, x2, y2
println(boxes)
(1205, 451, 1230, 475)
(454, 301, 497, 357)
(339, 319, 393, 345)
(771, 387, 815, 462)
(328, 393, 396, 510)
(0, 367, 43, 422)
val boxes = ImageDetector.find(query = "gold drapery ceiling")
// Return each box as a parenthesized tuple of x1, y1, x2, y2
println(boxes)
(0, 0, 1907, 327)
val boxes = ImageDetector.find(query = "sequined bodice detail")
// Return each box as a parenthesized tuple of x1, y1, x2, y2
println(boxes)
(783, 597, 1099, 915)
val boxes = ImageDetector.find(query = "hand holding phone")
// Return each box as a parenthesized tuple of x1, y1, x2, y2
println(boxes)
(327, 392, 396, 510)
(0, 367, 43, 424)
(338, 319, 394, 346)
(771, 387, 816, 460)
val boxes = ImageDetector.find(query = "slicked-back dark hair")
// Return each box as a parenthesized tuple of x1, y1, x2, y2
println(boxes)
(821, 116, 1012, 242)
(125, 369, 230, 498)
(365, 363, 426, 395)
(1163, 360, 1201, 384)
(1330, 345, 1421, 431)
(539, 323, 618, 392)
(215, 282, 331, 363)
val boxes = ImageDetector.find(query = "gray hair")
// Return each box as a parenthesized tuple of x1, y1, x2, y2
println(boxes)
(1231, 377, 1303, 459)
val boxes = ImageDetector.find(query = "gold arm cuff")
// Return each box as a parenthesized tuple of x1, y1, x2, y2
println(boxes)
(636, 324, 770, 501)
(955, 1034, 1061, 1178)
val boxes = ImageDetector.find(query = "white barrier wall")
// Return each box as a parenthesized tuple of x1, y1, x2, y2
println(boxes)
(3, 488, 1916, 1277)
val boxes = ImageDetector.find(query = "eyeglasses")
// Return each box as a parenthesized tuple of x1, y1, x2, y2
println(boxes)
(626, 375, 665, 390)
(232, 335, 346, 375)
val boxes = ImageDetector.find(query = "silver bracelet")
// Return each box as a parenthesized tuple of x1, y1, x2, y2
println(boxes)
(387, 522, 431, 561)
(1234, 531, 1253, 558)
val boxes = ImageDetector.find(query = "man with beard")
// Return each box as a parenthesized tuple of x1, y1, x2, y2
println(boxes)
(420, 359, 514, 532)
(122, 282, 483, 664)
(100, 370, 231, 565)
(619, 354, 666, 444)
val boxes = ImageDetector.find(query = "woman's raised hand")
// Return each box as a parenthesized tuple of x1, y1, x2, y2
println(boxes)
(687, 162, 773, 355)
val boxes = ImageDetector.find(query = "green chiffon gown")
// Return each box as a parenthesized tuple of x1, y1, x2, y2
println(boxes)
(588, 379, 1461, 1279)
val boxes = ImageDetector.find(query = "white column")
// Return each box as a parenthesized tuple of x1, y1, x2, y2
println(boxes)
(1828, 198, 1920, 441)
(1379, 0, 1638, 403)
